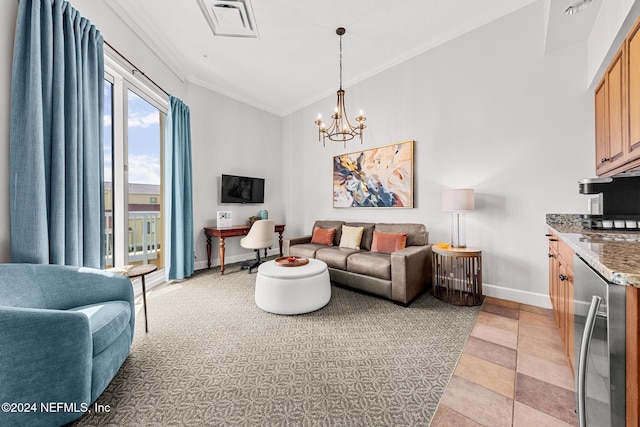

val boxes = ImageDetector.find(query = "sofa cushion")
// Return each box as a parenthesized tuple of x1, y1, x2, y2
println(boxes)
(374, 223, 428, 246)
(311, 227, 336, 246)
(344, 222, 375, 250)
(288, 243, 326, 259)
(347, 252, 392, 281)
(339, 225, 364, 249)
(312, 221, 346, 246)
(70, 301, 131, 356)
(371, 231, 407, 254)
(315, 247, 359, 270)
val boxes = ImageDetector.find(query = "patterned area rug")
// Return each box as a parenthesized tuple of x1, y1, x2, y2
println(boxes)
(73, 267, 480, 426)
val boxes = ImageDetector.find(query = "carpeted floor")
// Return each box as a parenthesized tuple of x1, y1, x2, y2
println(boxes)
(73, 266, 480, 426)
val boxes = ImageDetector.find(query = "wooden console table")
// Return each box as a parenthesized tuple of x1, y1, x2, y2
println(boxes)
(204, 224, 285, 274)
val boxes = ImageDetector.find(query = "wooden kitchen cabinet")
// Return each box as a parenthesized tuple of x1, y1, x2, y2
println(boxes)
(564, 263, 575, 374)
(595, 15, 640, 176)
(547, 231, 575, 373)
(548, 233, 559, 313)
(626, 20, 640, 164)
(595, 46, 627, 176)
(595, 78, 609, 173)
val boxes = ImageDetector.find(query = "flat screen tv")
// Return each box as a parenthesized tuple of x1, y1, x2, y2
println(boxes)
(220, 174, 265, 204)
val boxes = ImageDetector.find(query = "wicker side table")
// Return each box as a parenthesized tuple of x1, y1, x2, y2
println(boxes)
(432, 246, 483, 306)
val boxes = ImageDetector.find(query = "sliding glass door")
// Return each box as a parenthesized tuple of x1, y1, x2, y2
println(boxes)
(103, 65, 167, 271)
(126, 89, 165, 269)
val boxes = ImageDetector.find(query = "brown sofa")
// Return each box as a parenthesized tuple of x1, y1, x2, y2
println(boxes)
(283, 220, 432, 305)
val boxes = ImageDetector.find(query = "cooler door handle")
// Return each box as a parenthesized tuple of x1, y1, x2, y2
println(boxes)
(577, 295, 602, 427)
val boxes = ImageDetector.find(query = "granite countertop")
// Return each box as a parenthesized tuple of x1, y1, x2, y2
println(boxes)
(546, 214, 640, 287)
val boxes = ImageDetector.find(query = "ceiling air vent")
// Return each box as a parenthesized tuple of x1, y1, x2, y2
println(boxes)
(196, 0, 259, 39)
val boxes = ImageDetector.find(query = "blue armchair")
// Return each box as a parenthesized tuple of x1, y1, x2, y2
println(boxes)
(0, 264, 135, 427)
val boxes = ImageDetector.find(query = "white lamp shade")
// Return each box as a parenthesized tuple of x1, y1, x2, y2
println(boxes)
(442, 189, 475, 211)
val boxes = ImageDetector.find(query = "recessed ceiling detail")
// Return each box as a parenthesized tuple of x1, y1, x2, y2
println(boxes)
(105, 0, 572, 116)
(196, 0, 259, 39)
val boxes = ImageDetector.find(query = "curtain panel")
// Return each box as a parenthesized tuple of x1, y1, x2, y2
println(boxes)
(10, 0, 104, 268)
(164, 96, 194, 280)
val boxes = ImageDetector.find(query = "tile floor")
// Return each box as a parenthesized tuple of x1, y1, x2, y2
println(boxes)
(431, 297, 578, 427)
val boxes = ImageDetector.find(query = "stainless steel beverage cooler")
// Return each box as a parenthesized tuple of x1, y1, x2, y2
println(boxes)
(574, 254, 626, 427)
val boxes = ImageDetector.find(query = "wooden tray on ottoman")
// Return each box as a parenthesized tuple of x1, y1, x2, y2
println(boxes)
(274, 256, 309, 267)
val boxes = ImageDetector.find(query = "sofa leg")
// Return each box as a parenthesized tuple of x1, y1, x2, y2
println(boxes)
(392, 300, 410, 308)
(393, 286, 429, 307)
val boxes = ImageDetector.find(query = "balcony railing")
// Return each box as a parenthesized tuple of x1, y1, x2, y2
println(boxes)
(104, 211, 161, 266)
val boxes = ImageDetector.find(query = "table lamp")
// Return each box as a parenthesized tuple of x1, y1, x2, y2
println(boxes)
(442, 189, 475, 248)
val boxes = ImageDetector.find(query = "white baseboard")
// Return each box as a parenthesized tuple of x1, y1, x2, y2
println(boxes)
(482, 283, 551, 309)
(194, 260, 209, 270)
(195, 249, 281, 271)
(131, 269, 165, 297)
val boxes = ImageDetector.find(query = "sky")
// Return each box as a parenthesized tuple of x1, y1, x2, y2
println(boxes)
(104, 82, 162, 186)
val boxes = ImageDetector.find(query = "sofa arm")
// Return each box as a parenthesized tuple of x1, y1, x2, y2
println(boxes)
(0, 307, 93, 426)
(390, 245, 432, 305)
(283, 235, 312, 256)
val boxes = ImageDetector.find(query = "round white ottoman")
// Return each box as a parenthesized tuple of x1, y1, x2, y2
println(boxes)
(255, 258, 331, 315)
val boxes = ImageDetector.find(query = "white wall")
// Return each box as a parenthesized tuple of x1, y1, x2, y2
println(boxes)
(187, 82, 283, 268)
(283, 2, 594, 307)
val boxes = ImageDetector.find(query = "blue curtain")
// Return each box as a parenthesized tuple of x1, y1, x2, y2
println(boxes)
(164, 96, 194, 280)
(10, 0, 104, 268)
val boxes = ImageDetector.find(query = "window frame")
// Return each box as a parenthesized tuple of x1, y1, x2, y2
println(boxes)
(104, 51, 169, 274)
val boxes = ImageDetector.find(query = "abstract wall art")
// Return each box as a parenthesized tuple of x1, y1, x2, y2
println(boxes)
(333, 140, 414, 208)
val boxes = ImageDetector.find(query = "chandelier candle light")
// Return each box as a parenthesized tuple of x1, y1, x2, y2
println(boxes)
(314, 27, 366, 148)
(442, 189, 475, 248)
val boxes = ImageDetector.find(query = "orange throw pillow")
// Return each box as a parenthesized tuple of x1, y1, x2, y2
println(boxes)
(371, 231, 407, 254)
(311, 227, 336, 246)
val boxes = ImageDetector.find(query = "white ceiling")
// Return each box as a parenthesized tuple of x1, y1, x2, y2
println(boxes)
(105, 0, 601, 116)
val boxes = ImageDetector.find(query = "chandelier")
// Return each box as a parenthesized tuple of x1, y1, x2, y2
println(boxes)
(314, 27, 366, 148)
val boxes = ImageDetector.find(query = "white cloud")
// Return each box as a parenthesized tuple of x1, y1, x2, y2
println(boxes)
(128, 111, 159, 129)
(127, 90, 141, 101)
(103, 153, 112, 181)
(104, 114, 112, 127)
(127, 154, 160, 185)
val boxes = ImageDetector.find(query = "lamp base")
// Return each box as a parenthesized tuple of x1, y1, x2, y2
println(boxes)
(450, 212, 466, 248)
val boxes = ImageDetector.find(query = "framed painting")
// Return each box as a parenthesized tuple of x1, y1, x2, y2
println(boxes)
(333, 140, 414, 208)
